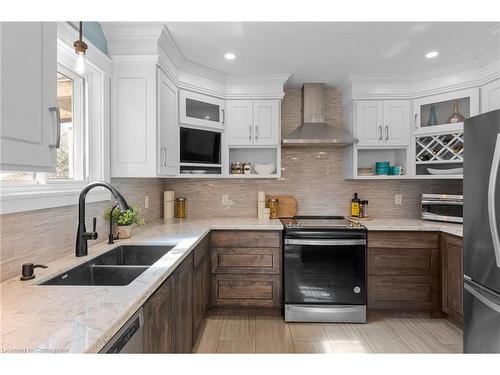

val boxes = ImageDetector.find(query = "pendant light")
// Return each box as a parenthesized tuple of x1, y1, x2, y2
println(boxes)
(73, 22, 88, 74)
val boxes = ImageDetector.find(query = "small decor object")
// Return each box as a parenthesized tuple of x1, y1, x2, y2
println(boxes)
(427, 167, 463, 175)
(231, 162, 243, 174)
(104, 205, 145, 239)
(243, 162, 251, 175)
(389, 166, 406, 176)
(257, 191, 266, 220)
(427, 104, 438, 127)
(175, 197, 187, 218)
(254, 163, 276, 175)
(262, 208, 271, 222)
(164, 191, 175, 221)
(375, 161, 390, 175)
(447, 101, 466, 124)
(267, 198, 279, 219)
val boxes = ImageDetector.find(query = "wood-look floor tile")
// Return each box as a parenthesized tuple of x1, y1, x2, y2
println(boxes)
(366, 341, 413, 353)
(193, 317, 223, 353)
(294, 341, 334, 353)
(216, 340, 255, 353)
(219, 315, 256, 341)
(384, 318, 456, 353)
(255, 318, 294, 353)
(412, 319, 463, 345)
(289, 323, 327, 342)
(323, 323, 373, 353)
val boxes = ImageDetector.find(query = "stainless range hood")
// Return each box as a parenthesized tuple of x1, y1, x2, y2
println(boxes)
(282, 83, 358, 146)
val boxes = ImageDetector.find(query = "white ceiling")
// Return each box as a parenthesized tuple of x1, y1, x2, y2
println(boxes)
(164, 22, 500, 86)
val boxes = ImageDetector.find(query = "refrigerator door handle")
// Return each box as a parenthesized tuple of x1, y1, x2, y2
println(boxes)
(488, 133, 500, 267)
(464, 278, 500, 314)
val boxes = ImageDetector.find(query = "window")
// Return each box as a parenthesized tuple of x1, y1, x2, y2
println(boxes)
(0, 66, 86, 184)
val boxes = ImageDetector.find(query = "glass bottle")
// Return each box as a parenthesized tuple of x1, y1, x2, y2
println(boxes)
(447, 101, 466, 124)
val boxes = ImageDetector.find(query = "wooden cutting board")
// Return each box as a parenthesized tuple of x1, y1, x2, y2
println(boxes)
(266, 195, 297, 218)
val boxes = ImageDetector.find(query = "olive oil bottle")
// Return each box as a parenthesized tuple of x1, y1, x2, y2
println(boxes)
(351, 193, 360, 217)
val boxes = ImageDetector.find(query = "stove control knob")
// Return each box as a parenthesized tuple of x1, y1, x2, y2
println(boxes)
(354, 286, 361, 294)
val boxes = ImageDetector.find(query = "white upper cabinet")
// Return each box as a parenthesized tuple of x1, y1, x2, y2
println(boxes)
(179, 90, 225, 130)
(226, 100, 253, 145)
(354, 100, 409, 146)
(481, 79, 500, 113)
(0, 22, 58, 172)
(226, 99, 280, 146)
(253, 100, 280, 146)
(382, 100, 411, 146)
(111, 59, 179, 177)
(412, 88, 479, 135)
(355, 101, 384, 146)
(157, 69, 179, 176)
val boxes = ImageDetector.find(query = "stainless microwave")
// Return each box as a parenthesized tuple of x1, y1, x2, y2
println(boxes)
(421, 194, 463, 223)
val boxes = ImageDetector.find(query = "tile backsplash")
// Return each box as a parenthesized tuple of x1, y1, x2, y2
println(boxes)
(0, 178, 164, 282)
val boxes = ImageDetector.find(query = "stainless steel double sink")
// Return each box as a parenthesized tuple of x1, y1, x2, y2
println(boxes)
(41, 245, 176, 286)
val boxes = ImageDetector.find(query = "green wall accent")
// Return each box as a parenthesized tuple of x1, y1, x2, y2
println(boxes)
(83, 22, 108, 55)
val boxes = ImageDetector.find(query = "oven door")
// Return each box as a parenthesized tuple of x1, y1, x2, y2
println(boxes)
(284, 236, 366, 305)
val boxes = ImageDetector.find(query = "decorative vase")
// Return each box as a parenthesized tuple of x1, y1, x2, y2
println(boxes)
(114, 225, 132, 239)
(427, 104, 438, 126)
(447, 101, 466, 124)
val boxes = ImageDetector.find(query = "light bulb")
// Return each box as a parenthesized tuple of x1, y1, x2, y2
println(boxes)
(75, 54, 86, 74)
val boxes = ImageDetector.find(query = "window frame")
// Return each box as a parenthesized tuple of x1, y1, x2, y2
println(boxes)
(0, 23, 112, 214)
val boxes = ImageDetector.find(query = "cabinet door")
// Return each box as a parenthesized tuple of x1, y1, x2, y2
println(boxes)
(179, 90, 225, 130)
(383, 100, 410, 146)
(226, 100, 253, 145)
(193, 251, 210, 344)
(157, 69, 178, 176)
(174, 253, 194, 353)
(111, 62, 157, 177)
(143, 276, 175, 353)
(442, 234, 463, 321)
(355, 100, 384, 146)
(253, 100, 280, 146)
(0, 22, 57, 172)
(481, 79, 500, 113)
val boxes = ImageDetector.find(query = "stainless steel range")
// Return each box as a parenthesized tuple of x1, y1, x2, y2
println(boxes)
(281, 216, 367, 323)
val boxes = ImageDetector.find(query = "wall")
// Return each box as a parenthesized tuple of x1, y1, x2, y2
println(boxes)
(0, 178, 164, 282)
(165, 88, 462, 218)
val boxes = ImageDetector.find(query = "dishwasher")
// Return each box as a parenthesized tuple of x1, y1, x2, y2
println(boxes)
(99, 308, 144, 353)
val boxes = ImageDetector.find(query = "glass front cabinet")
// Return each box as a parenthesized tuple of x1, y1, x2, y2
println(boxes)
(179, 90, 225, 130)
(412, 87, 479, 135)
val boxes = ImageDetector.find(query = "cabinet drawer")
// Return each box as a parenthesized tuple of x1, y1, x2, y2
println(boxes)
(211, 230, 280, 248)
(211, 247, 280, 274)
(211, 274, 281, 307)
(193, 234, 210, 269)
(368, 248, 438, 276)
(368, 231, 439, 249)
(368, 275, 436, 310)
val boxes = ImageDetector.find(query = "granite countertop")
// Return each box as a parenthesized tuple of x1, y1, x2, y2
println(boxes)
(348, 218, 463, 237)
(0, 216, 462, 354)
(0, 217, 282, 354)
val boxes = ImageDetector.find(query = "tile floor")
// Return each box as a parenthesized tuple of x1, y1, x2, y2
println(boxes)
(193, 313, 463, 354)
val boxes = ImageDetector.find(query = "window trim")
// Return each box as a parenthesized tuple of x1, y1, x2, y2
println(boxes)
(0, 24, 112, 214)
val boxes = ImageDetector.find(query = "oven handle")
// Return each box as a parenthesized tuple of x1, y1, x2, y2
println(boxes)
(421, 200, 463, 205)
(285, 238, 366, 246)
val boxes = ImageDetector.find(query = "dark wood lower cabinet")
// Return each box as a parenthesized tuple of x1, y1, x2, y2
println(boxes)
(441, 233, 464, 324)
(173, 253, 193, 353)
(367, 231, 441, 314)
(143, 275, 175, 353)
(193, 238, 210, 345)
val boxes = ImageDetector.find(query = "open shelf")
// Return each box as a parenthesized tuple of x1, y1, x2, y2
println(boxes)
(355, 148, 408, 179)
(228, 147, 279, 178)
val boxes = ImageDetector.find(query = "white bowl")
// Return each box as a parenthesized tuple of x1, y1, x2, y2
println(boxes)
(254, 163, 276, 175)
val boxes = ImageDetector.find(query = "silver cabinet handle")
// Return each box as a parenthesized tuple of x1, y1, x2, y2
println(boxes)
(255, 126, 259, 140)
(488, 133, 500, 267)
(385, 125, 389, 140)
(378, 126, 382, 140)
(221, 109, 225, 125)
(414, 113, 419, 129)
(249, 125, 252, 141)
(163, 147, 167, 167)
(48, 106, 61, 148)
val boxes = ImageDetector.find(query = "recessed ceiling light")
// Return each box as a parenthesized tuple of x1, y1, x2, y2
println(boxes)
(425, 51, 439, 59)
(224, 52, 236, 60)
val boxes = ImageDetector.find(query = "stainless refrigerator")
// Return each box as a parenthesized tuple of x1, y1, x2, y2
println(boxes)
(464, 109, 500, 353)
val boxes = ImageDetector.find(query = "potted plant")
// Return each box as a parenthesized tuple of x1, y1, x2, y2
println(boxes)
(104, 205, 145, 239)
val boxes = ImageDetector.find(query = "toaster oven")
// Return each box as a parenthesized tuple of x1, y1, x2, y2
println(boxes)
(421, 194, 463, 223)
